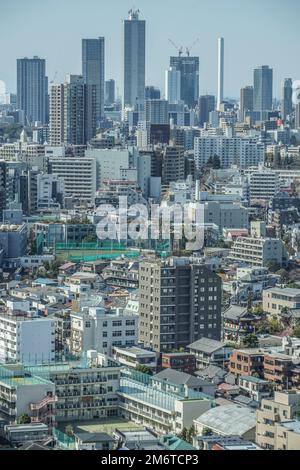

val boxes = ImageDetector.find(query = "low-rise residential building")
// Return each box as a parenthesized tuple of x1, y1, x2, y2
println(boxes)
(263, 353, 294, 389)
(187, 337, 232, 370)
(153, 369, 216, 397)
(229, 236, 288, 267)
(263, 287, 300, 317)
(256, 391, 300, 450)
(229, 349, 265, 378)
(70, 304, 139, 357)
(113, 346, 157, 372)
(238, 376, 273, 403)
(74, 432, 115, 451)
(161, 353, 196, 374)
(0, 311, 61, 364)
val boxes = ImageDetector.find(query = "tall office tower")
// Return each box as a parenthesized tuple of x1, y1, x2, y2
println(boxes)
(217, 38, 224, 111)
(105, 79, 115, 105)
(170, 55, 199, 109)
(253, 66, 273, 115)
(49, 75, 96, 146)
(123, 9, 146, 108)
(198, 95, 215, 127)
(165, 67, 181, 104)
(17, 57, 47, 124)
(145, 86, 161, 100)
(281, 78, 293, 121)
(139, 257, 222, 353)
(82, 37, 105, 122)
(240, 86, 254, 121)
(296, 104, 300, 129)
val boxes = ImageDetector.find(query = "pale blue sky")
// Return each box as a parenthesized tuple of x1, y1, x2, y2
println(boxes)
(0, 0, 299, 98)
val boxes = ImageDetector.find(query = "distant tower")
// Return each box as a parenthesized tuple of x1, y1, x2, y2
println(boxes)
(281, 78, 293, 122)
(253, 65, 273, 116)
(165, 67, 181, 104)
(82, 38, 105, 122)
(217, 38, 224, 111)
(17, 57, 47, 124)
(123, 9, 146, 108)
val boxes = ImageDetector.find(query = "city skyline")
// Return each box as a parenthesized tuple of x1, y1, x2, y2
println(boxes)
(0, 0, 300, 99)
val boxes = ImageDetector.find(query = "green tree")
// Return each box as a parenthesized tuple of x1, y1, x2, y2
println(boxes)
(18, 414, 31, 424)
(202, 427, 213, 437)
(293, 327, 300, 339)
(187, 425, 197, 444)
(276, 269, 289, 283)
(243, 334, 259, 348)
(135, 364, 152, 375)
(179, 427, 189, 441)
(267, 261, 281, 273)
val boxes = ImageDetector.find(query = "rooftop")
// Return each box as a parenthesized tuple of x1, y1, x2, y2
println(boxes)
(194, 405, 256, 437)
(188, 337, 226, 354)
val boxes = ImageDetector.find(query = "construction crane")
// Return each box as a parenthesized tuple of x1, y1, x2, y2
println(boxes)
(186, 38, 200, 57)
(50, 71, 58, 85)
(168, 39, 183, 57)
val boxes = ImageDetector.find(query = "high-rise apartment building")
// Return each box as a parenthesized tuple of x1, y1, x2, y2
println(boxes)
(198, 95, 215, 127)
(253, 66, 273, 115)
(145, 99, 169, 125)
(162, 145, 185, 185)
(217, 38, 224, 111)
(49, 75, 96, 146)
(169, 55, 199, 109)
(139, 257, 222, 353)
(281, 78, 293, 122)
(17, 57, 47, 124)
(123, 9, 146, 108)
(82, 38, 105, 122)
(240, 86, 254, 122)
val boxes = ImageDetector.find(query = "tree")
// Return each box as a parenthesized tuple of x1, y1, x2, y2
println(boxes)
(276, 269, 289, 283)
(243, 334, 259, 348)
(293, 327, 300, 339)
(207, 155, 221, 169)
(187, 425, 197, 444)
(179, 427, 189, 441)
(18, 414, 31, 424)
(202, 427, 213, 437)
(267, 261, 281, 273)
(65, 425, 74, 437)
(252, 305, 264, 317)
(135, 364, 152, 375)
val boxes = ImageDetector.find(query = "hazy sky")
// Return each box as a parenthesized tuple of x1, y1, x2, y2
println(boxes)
(0, 0, 299, 98)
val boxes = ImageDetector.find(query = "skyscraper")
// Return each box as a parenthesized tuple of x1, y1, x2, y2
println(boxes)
(281, 78, 293, 122)
(253, 66, 273, 115)
(17, 57, 47, 124)
(123, 9, 146, 108)
(145, 86, 161, 100)
(198, 95, 215, 127)
(165, 67, 181, 104)
(82, 38, 105, 122)
(170, 55, 199, 108)
(240, 86, 254, 121)
(105, 79, 115, 105)
(49, 75, 96, 146)
(217, 38, 224, 111)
